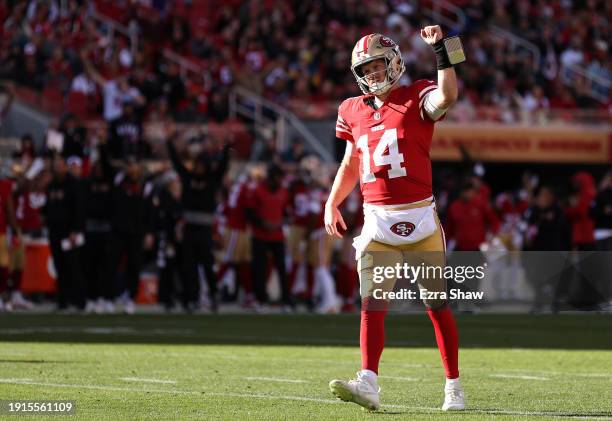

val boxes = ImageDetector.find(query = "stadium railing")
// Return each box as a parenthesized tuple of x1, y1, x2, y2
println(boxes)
(229, 86, 334, 162)
(90, 10, 139, 58)
(420, 0, 467, 33)
(489, 25, 541, 73)
(561, 63, 611, 104)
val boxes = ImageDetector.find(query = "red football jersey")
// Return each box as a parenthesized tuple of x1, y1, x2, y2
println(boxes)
(445, 197, 501, 251)
(336, 80, 440, 205)
(308, 187, 329, 229)
(288, 180, 312, 227)
(226, 179, 250, 230)
(0, 180, 13, 233)
(15, 190, 45, 232)
(247, 182, 289, 241)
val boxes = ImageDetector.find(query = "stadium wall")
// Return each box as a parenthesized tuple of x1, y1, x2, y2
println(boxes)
(308, 120, 612, 164)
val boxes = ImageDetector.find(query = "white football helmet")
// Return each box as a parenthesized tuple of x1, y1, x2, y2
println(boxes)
(351, 34, 405, 95)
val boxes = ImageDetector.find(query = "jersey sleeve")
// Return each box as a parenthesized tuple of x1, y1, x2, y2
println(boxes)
(413, 79, 446, 122)
(335, 100, 354, 143)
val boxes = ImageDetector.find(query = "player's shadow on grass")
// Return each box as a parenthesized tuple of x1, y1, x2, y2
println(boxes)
(0, 314, 610, 349)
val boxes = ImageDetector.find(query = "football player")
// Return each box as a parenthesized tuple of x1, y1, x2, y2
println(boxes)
(0, 175, 19, 311)
(286, 158, 316, 302)
(220, 174, 254, 308)
(306, 167, 339, 313)
(325, 27, 465, 411)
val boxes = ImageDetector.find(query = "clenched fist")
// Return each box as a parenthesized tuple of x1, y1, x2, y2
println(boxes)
(420, 25, 443, 45)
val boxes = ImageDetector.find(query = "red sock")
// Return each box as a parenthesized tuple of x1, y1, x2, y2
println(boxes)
(427, 307, 459, 379)
(360, 299, 388, 374)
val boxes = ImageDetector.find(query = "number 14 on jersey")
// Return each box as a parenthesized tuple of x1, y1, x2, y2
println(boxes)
(356, 128, 407, 183)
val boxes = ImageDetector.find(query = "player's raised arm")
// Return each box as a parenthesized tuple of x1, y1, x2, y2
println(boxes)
(324, 142, 359, 238)
(419, 25, 463, 118)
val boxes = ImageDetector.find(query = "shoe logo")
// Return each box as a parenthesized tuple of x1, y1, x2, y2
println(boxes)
(390, 221, 415, 237)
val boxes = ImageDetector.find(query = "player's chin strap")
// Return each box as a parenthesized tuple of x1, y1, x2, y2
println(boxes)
(432, 36, 466, 70)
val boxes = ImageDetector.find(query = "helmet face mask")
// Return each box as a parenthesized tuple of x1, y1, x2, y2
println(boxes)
(354, 59, 391, 95)
(351, 34, 405, 96)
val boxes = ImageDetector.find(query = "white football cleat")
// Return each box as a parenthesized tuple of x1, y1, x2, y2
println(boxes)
(315, 298, 340, 314)
(11, 291, 33, 310)
(329, 371, 380, 411)
(442, 379, 466, 411)
(124, 299, 136, 315)
(104, 300, 116, 314)
(84, 300, 96, 314)
(94, 298, 105, 314)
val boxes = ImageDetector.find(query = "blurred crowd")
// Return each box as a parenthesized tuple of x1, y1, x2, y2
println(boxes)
(1, 0, 609, 125)
(436, 166, 612, 312)
(0, 0, 610, 314)
(1, 130, 611, 313)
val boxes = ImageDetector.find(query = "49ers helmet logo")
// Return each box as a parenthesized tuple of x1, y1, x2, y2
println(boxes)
(379, 36, 395, 47)
(390, 221, 416, 237)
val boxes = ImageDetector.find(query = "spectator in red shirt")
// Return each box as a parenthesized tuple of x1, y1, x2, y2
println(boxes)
(246, 164, 293, 308)
(565, 172, 596, 249)
(445, 179, 500, 252)
(444, 179, 500, 312)
(565, 172, 604, 310)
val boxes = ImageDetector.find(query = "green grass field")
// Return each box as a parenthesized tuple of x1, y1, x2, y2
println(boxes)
(0, 313, 611, 420)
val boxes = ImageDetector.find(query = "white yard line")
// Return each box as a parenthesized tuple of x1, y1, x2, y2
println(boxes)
(244, 376, 309, 383)
(0, 378, 611, 419)
(120, 377, 177, 384)
(490, 374, 549, 381)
